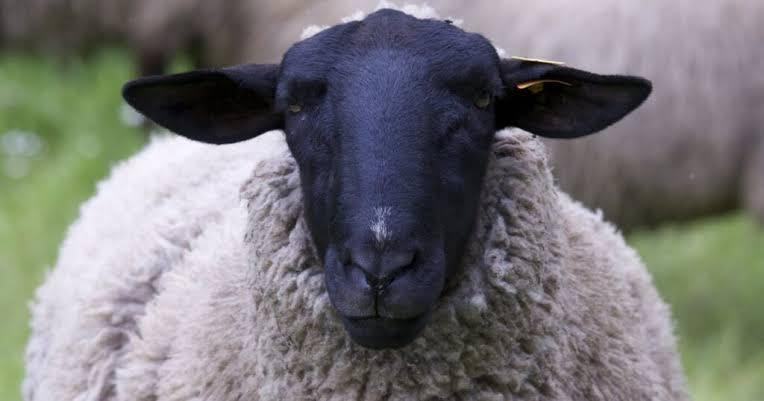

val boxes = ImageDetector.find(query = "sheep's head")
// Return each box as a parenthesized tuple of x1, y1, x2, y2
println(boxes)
(123, 9, 650, 349)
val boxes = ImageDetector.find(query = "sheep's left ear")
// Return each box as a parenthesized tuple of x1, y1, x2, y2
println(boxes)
(496, 58, 652, 138)
(122, 64, 282, 144)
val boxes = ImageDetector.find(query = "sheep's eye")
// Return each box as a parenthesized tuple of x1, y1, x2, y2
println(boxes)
(288, 103, 302, 113)
(474, 92, 491, 108)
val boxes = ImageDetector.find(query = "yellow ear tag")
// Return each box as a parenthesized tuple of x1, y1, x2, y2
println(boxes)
(516, 79, 573, 93)
(510, 56, 566, 65)
(510, 57, 570, 93)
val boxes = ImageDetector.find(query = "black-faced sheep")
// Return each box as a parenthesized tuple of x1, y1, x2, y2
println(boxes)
(24, 8, 687, 401)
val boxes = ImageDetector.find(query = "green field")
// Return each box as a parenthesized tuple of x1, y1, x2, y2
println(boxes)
(1, 50, 762, 401)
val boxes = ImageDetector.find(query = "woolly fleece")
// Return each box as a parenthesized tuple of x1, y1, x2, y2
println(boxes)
(24, 129, 687, 400)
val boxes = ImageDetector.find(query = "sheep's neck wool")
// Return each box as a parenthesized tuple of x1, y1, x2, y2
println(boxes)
(186, 131, 680, 400)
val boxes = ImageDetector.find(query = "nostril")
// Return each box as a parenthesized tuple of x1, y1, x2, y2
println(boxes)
(386, 250, 416, 279)
(339, 248, 351, 265)
(361, 269, 378, 288)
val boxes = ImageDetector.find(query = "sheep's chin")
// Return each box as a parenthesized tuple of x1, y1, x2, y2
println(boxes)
(339, 312, 431, 349)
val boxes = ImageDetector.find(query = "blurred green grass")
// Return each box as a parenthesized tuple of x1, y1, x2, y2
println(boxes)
(0, 49, 145, 401)
(630, 215, 764, 401)
(1, 49, 762, 401)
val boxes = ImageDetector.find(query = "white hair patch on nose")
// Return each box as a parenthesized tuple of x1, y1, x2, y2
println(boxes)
(370, 207, 393, 248)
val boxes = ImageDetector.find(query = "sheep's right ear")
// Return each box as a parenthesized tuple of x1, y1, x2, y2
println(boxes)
(122, 64, 282, 144)
(496, 58, 651, 139)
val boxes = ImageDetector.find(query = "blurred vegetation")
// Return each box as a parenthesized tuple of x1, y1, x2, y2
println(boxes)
(0, 49, 145, 401)
(0, 49, 762, 401)
(630, 215, 764, 401)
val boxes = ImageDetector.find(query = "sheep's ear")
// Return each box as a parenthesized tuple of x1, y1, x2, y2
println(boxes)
(496, 58, 651, 139)
(122, 64, 282, 144)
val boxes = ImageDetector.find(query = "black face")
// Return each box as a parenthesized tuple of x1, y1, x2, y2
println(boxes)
(277, 12, 502, 348)
(122, 9, 652, 349)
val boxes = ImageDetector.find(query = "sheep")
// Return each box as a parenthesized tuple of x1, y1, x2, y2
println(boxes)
(125, 0, 283, 75)
(25, 8, 688, 401)
(0, 0, 271, 76)
(0, 0, 138, 63)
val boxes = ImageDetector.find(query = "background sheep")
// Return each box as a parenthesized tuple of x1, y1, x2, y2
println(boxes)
(25, 8, 686, 401)
(0, 0, 271, 76)
(452, 0, 764, 230)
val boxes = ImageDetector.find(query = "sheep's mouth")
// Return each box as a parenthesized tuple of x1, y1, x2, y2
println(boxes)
(340, 312, 431, 349)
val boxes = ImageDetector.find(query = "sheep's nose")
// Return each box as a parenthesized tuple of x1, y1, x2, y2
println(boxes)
(349, 248, 416, 294)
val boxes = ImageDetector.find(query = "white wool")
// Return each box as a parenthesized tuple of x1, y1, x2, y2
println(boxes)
(300, 1, 462, 40)
(22, 131, 288, 401)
